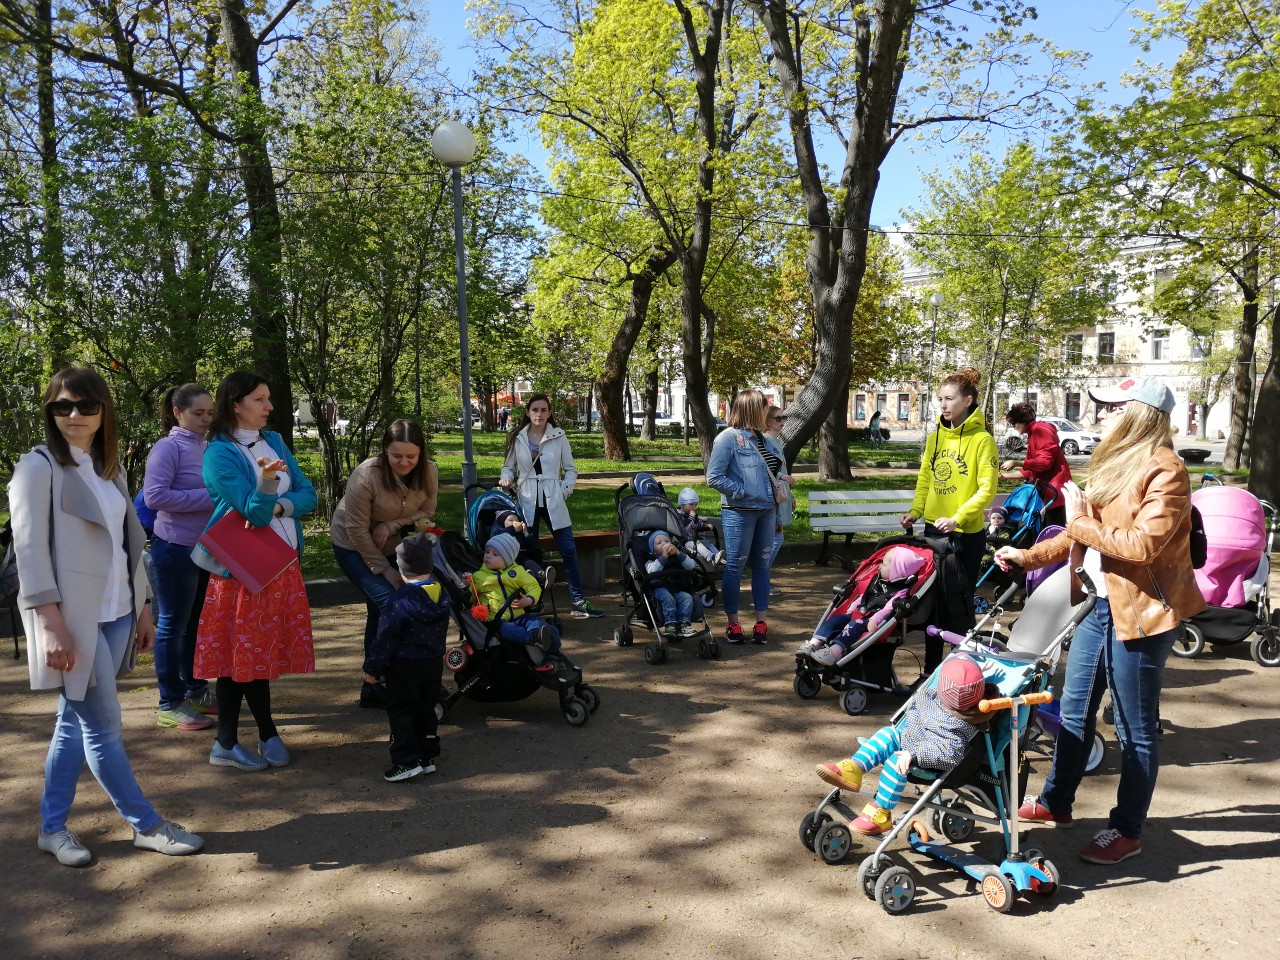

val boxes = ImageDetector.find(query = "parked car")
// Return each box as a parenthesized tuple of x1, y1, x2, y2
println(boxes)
(689, 417, 728, 436)
(1041, 416, 1102, 456)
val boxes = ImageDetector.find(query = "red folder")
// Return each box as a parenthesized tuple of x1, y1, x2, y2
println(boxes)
(197, 509, 298, 594)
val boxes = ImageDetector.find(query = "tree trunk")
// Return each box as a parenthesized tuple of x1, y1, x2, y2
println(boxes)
(749, 0, 915, 475)
(1247, 300, 1280, 503)
(34, 0, 68, 369)
(221, 0, 293, 445)
(596, 247, 676, 460)
(1223, 267, 1259, 470)
(818, 386, 850, 478)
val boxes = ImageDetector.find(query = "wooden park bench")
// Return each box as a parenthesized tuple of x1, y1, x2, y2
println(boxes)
(808, 490, 1007, 569)
(538, 529, 616, 589)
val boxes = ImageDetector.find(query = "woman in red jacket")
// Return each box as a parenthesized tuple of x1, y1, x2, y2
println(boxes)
(1000, 402, 1071, 528)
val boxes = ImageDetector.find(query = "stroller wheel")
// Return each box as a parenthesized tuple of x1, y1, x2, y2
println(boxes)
(1084, 731, 1106, 774)
(814, 821, 853, 865)
(798, 811, 831, 851)
(613, 626, 634, 647)
(1171, 622, 1205, 658)
(697, 637, 714, 660)
(840, 687, 869, 716)
(563, 697, 589, 727)
(793, 670, 822, 700)
(857, 855, 886, 901)
(709, 640, 721, 660)
(1252, 629, 1280, 667)
(875, 866, 916, 914)
(577, 684, 601, 714)
(701, 593, 715, 607)
(932, 800, 975, 843)
(981, 872, 1016, 913)
(644, 644, 667, 665)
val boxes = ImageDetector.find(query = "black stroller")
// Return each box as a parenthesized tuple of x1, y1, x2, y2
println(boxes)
(612, 478, 719, 664)
(465, 483, 561, 628)
(432, 533, 598, 726)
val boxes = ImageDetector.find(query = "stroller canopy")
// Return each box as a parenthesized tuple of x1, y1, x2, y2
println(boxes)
(1193, 486, 1266, 607)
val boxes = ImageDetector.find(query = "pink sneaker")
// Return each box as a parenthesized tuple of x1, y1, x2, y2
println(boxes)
(1079, 828, 1141, 864)
(1018, 794, 1073, 828)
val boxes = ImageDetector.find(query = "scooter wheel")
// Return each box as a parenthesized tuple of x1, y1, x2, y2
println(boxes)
(981, 872, 1016, 913)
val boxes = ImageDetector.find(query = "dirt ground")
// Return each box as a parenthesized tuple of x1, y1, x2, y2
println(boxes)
(1, 561, 1279, 960)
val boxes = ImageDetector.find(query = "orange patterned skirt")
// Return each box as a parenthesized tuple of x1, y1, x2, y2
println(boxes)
(194, 563, 315, 682)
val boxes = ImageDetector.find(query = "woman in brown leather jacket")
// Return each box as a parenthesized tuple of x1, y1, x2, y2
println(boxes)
(995, 377, 1205, 866)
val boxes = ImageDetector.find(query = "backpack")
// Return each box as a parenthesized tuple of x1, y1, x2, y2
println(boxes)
(1189, 504, 1207, 569)
(133, 489, 156, 539)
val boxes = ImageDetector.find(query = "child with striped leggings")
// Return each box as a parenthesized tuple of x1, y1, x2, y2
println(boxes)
(814, 655, 994, 835)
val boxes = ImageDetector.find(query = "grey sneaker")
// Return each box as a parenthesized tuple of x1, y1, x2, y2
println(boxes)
(188, 688, 218, 715)
(38, 829, 91, 867)
(571, 599, 604, 619)
(133, 820, 204, 856)
(157, 704, 214, 731)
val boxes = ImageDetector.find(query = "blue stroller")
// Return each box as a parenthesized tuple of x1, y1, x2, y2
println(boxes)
(973, 482, 1054, 613)
(798, 565, 1098, 914)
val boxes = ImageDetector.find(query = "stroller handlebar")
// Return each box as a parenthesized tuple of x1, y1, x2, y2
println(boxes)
(979, 689, 1053, 713)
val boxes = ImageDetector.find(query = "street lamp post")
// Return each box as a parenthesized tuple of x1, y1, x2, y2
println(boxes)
(924, 291, 944, 425)
(432, 120, 478, 503)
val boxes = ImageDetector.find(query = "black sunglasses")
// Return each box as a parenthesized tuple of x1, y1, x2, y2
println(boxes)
(46, 399, 103, 417)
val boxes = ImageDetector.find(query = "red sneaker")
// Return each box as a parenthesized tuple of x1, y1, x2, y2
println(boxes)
(1017, 795, 1073, 828)
(1079, 828, 1142, 864)
(751, 621, 768, 644)
(725, 623, 746, 645)
(849, 803, 894, 836)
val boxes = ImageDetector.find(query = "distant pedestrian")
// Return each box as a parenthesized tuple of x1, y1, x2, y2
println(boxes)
(869, 410, 884, 447)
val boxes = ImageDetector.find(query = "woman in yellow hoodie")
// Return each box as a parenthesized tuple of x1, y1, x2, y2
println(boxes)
(901, 367, 998, 667)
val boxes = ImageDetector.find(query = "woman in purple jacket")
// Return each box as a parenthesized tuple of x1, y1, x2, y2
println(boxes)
(143, 384, 216, 731)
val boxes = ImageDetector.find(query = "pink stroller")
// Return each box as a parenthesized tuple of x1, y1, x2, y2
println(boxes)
(1177, 481, 1280, 667)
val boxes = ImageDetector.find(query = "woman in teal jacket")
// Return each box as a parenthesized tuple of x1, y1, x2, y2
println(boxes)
(193, 372, 317, 772)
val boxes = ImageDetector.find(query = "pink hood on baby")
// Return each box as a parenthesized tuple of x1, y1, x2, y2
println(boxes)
(884, 547, 926, 581)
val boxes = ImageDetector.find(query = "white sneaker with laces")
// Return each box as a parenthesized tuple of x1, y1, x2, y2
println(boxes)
(38, 829, 92, 867)
(133, 820, 205, 856)
(811, 644, 846, 666)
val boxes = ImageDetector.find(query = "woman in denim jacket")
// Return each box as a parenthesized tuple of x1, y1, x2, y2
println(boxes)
(706, 389, 786, 645)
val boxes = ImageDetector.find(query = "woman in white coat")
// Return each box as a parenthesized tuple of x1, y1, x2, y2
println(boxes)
(10, 367, 203, 867)
(500, 394, 602, 618)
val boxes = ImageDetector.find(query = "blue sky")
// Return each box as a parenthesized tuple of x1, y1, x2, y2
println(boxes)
(425, 1, 1181, 225)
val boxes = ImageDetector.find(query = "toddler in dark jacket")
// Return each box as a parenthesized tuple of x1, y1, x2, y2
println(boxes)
(362, 532, 450, 783)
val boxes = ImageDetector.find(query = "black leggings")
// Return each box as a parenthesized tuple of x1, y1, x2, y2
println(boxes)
(215, 677, 277, 748)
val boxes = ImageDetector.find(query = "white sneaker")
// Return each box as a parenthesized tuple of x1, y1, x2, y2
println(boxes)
(133, 820, 204, 856)
(811, 644, 846, 666)
(38, 829, 91, 867)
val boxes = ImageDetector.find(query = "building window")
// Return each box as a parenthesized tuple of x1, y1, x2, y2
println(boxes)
(1065, 392, 1081, 421)
(1152, 329, 1170, 360)
(1190, 337, 1208, 360)
(1065, 334, 1083, 364)
(854, 394, 866, 421)
(1098, 332, 1115, 364)
(875, 393, 886, 417)
(897, 393, 910, 421)
(1026, 392, 1038, 412)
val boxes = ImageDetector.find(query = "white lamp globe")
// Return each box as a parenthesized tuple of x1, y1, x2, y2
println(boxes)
(432, 120, 476, 167)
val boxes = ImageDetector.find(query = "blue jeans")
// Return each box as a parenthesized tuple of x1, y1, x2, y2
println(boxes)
(497, 614, 560, 652)
(334, 544, 398, 658)
(42, 614, 162, 834)
(150, 536, 211, 710)
(721, 507, 774, 617)
(653, 587, 694, 626)
(531, 507, 584, 605)
(1042, 597, 1175, 839)
(769, 529, 784, 567)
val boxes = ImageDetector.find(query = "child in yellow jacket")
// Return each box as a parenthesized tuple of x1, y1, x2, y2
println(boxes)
(465, 533, 560, 653)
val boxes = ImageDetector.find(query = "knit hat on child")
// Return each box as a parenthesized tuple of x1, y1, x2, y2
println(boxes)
(988, 506, 1009, 522)
(396, 532, 436, 580)
(648, 531, 673, 554)
(882, 546, 926, 581)
(486, 532, 520, 567)
(677, 487, 699, 507)
(936, 654, 986, 713)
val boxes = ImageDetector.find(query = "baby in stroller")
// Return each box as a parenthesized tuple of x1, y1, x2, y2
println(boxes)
(676, 488, 724, 566)
(815, 653, 997, 835)
(489, 508, 544, 578)
(465, 533, 560, 654)
(645, 531, 702, 640)
(798, 546, 926, 666)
